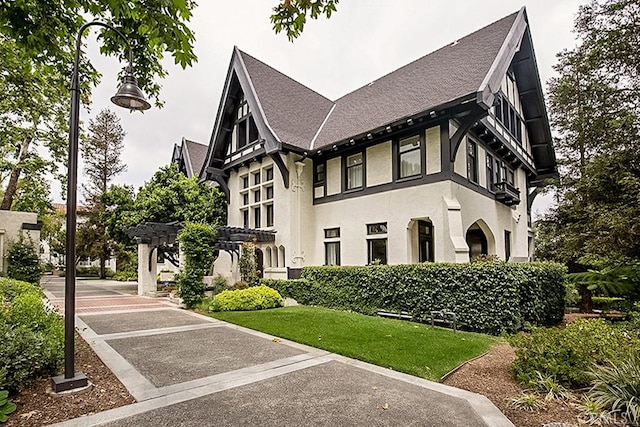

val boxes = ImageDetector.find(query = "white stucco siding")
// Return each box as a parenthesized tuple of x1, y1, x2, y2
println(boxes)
(0, 211, 40, 273)
(477, 144, 487, 189)
(454, 136, 467, 177)
(425, 126, 441, 175)
(326, 157, 341, 196)
(366, 141, 392, 187)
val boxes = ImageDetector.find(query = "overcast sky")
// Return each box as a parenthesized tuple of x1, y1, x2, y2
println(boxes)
(56, 0, 586, 217)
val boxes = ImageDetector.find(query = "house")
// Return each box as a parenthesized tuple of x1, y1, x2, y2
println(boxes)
(199, 7, 557, 281)
(172, 137, 209, 178)
(0, 210, 41, 274)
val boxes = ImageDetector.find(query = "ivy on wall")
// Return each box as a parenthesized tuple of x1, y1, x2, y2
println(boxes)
(176, 223, 217, 308)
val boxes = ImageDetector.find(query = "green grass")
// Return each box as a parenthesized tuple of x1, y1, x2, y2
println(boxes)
(209, 306, 497, 381)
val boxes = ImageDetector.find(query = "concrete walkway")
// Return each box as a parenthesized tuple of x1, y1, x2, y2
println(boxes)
(42, 278, 514, 427)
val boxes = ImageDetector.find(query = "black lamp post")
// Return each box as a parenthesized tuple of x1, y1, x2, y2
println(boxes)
(52, 21, 150, 393)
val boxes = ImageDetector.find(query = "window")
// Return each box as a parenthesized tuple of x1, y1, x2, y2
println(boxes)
(254, 190, 260, 203)
(324, 228, 340, 238)
(367, 222, 387, 235)
(325, 242, 340, 265)
(248, 116, 259, 144)
(233, 96, 259, 150)
(242, 175, 249, 189)
(314, 163, 325, 185)
(504, 230, 511, 261)
(508, 169, 515, 186)
(265, 185, 273, 200)
(346, 153, 363, 190)
(242, 193, 249, 206)
(266, 204, 274, 227)
(467, 140, 478, 183)
(253, 172, 261, 186)
(486, 154, 494, 190)
(495, 158, 502, 184)
(254, 207, 261, 228)
(398, 135, 422, 178)
(367, 239, 387, 265)
(265, 167, 273, 182)
(242, 209, 249, 228)
(418, 220, 434, 262)
(494, 94, 523, 144)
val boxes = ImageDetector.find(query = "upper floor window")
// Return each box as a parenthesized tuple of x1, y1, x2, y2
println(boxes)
(398, 135, 422, 179)
(264, 167, 273, 182)
(314, 163, 325, 186)
(265, 185, 274, 200)
(253, 171, 261, 186)
(234, 96, 259, 150)
(242, 175, 249, 189)
(266, 204, 274, 227)
(467, 140, 478, 183)
(494, 94, 523, 144)
(486, 154, 494, 191)
(346, 152, 364, 190)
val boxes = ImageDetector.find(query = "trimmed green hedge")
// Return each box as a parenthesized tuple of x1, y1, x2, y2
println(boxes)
(263, 262, 566, 334)
(209, 285, 283, 312)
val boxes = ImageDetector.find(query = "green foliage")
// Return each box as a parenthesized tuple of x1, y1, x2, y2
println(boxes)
(509, 392, 545, 412)
(588, 355, 640, 425)
(111, 270, 137, 282)
(211, 275, 229, 295)
(6, 235, 41, 284)
(209, 285, 283, 312)
(271, 0, 339, 41)
(238, 242, 259, 286)
(177, 223, 217, 309)
(509, 319, 640, 388)
(0, 278, 64, 392)
(530, 371, 572, 401)
(264, 262, 566, 334)
(0, 390, 17, 423)
(134, 164, 226, 226)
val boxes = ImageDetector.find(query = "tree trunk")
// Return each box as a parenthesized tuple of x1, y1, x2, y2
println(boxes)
(579, 285, 593, 313)
(1, 136, 32, 210)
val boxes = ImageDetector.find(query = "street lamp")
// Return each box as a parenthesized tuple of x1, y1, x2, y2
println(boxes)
(52, 21, 150, 393)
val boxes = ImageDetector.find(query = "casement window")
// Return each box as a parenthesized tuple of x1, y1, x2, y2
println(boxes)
(486, 154, 494, 191)
(315, 163, 326, 186)
(234, 97, 259, 150)
(242, 175, 249, 189)
(254, 207, 261, 228)
(242, 193, 249, 206)
(253, 189, 261, 203)
(367, 222, 388, 265)
(253, 171, 261, 186)
(242, 209, 249, 228)
(345, 152, 364, 190)
(504, 230, 511, 261)
(266, 204, 274, 227)
(467, 139, 478, 183)
(325, 242, 341, 266)
(265, 185, 273, 200)
(265, 167, 273, 182)
(398, 135, 422, 179)
(494, 94, 523, 144)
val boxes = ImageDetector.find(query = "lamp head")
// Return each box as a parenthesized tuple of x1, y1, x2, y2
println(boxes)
(111, 68, 151, 111)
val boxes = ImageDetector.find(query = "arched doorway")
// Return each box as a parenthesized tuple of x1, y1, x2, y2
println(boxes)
(255, 248, 264, 278)
(466, 225, 488, 260)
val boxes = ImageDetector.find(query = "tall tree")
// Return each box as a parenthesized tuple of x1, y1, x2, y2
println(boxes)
(77, 109, 127, 278)
(537, 0, 640, 308)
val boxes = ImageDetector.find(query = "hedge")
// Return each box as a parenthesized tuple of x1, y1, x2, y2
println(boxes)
(209, 285, 283, 312)
(262, 262, 566, 334)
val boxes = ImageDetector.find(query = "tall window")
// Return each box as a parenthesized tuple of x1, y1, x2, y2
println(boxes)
(266, 204, 274, 227)
(265, 185, 273, 200)
(504, 230, 511, 261)
(234, 95, 259, 150)
(254, 207, 261, 228)
(325, 242, 340, 265)
(486, 154, 494, 191)
(367, 222, 387, 264)
(467, 140, 478, 183)
(418, 220, 434, 262)
(398, 135, 422, 178)
(242, 209, 249, 228)
(346, 153, 363, 190)
(494, 94, 523, 144)
(314, 163, 325, 186)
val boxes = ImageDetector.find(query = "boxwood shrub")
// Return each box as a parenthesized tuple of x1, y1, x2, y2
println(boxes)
(262, 262, 565, 334)
(209, 285, 283, 312)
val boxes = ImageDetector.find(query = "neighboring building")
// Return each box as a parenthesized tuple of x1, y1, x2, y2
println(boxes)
(200, 8, 557, 281)
(0, 210, 41, 274)
(172, 137, 209, 178)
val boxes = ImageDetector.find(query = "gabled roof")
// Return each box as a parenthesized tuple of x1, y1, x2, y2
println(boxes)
(172, 138, 209, 178)
(202, 7, 555, 179)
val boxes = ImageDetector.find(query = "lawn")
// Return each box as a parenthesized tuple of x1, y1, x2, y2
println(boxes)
(209, 306, 497, 381)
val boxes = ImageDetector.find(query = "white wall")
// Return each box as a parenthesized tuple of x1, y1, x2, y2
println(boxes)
(0, 211, 40, 274)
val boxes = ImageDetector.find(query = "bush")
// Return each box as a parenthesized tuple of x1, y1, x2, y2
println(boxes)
(177, 223, 217, 309)
(509, 318, 640, 388)
(76, 266, 115, 277)
(588, 355, 640, 425)
(112, 270, 137, 282)
(261, 279, 314, 304)
(6, 236, 41, 284)
(209, 285, 283, 312)
(264, 262, 566, 334)
(0, 278, 64, 392)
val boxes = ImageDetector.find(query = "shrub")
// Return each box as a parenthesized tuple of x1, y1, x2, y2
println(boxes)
(112, 270, 137, 282)
(76, 266, 115, 277)
(177, 223, 217, 309)
(6, 236, 41, 284)
(0, 278, 64, 392)
(588, 355, 640, 425)
(209, 285, 283, 312)
(265, 262, 566, 334)
(211, 275, 228, 295)
(509, 318, 640, 388)
(261, 279, 314, 304)
(238, 242, 259, 286)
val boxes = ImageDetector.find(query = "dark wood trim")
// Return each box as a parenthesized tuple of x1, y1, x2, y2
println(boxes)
(341, 149, 366, 193)
(450, 105, 488, 162)
(440, 121, 452, 179)
(269, 152, 290, 189)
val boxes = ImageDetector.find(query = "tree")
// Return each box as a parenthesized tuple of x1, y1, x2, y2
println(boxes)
(77, 109, 127, 278)
(271, 0, 339, 41)
(100, 184, 138, 272)
(134, 163, 226, 226)
(537, 0, 640, 310)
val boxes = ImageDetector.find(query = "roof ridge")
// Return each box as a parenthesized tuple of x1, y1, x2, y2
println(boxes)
(237, 49, 333, 104)
(332, 10, 520, 103)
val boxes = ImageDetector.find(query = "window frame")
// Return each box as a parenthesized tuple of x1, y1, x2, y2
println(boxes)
(266, 204, 274, 227)
(324, 228, 340, 238)
(467, 139, 478, 183)
(367, 238, 388, 265)
(367, 222, 388, 235)
(253, 206, 261, 229)
(324, 241, 341, 266)
(343, 151, 365, 191)
(396, 134, 423, 180)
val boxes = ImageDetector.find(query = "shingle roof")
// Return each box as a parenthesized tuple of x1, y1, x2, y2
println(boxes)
(236, 11, 518, 151)
(183, 139, 208, 177)
(238, 51, 334, 150)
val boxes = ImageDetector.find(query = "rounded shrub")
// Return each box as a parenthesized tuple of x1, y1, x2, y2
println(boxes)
(209, 285, 283, 312)
(6, 236, 41, 284)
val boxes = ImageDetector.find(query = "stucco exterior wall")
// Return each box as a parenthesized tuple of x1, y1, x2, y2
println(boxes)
(366, 141, 392, 186)
(0, 211, 40, 274)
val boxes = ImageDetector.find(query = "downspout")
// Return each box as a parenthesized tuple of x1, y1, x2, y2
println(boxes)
(292, 160, 306, 264)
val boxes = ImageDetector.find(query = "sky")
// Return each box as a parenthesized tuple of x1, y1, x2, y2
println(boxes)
(56, 0, 586, 218)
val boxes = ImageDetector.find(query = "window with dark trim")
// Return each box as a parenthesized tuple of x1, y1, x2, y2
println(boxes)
(315, 163, 325, 185)
(253, 171, 261, 186)
(398, 135, 422, 179)
(367, 239, 387, 265)
(324, 228, 340, 238)
(467, 139, 478, 183)
(242, 193, 249, 206)
(345, 152, 364, 190)
(254, 207, 261, 228)
(253, 190, 260, 203)
(494, 93, 523, 145)
(266, 204, 274, 227)
(367, 222, 387, 235)
(265, 167, 273, 182)
(486, 154, 494, 191)
(265, 185, 273, 200)
(234, 95, 259, 150)
(325, 242, 340, 266)
(504, 230, 511, 261)
(242, 175, 249, 189)
(242, 209, 249, 228)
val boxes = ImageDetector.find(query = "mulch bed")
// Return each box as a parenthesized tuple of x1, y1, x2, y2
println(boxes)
(5, 333, 135, 426)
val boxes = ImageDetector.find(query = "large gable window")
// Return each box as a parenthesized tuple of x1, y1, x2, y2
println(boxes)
(234, 95, 259, 150)
(494, 94, 523, 145)
(398, 135, 422, 179)
(345, 152, 364, 190)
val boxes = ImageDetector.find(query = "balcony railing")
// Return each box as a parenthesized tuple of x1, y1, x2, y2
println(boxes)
(493, 181, 521, 206)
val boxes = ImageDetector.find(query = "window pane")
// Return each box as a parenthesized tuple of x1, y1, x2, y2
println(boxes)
(315, 163, 325, 183)
(254, 207, 260, 228)
(265, 167, 273, 181)
(324, 228, 340, 238)
(237, 119, 247, 148)
(242, 193, 249, 205)
(367, 223, 387, 235)
(399, 136, 422, 178)
(242, 210, 249, 228)
(399, 136, 420, 153)
(254, 190, 260, 203)
(368, 239, 387, 265)
(347, 164, 363, 189)
(249, 116, 259, 143)
(266, 204, 274, 227)
(242, 176, 249, 189)
(253, 172, 260, 186)
(325, 242, 340, 266)
(266, 186, 273, 199)
(347, 153, 362, 166)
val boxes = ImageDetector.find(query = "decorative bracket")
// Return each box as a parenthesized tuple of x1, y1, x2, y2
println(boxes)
(269, 152, 290, 189)
(449, 105, 488, 162)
